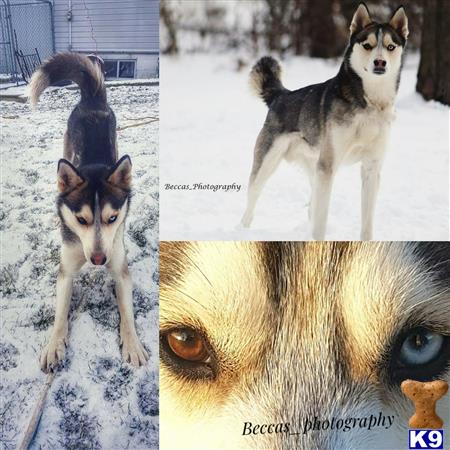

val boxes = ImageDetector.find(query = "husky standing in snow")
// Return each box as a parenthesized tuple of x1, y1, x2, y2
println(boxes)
(241, 3, 409, 240)
(29, 53, 149, 371)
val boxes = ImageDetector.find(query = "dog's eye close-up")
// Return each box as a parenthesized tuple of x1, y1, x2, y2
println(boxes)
(400, 330, 443, 365)
(167, 329, 209, 362)
(387, 44, 396, 51)
(363, 43, 372, 50)
(76, 216, 87, 225)
(161, 327, 217, 380)
(108, 215, 118, 224)
(389, 327, 450, 383)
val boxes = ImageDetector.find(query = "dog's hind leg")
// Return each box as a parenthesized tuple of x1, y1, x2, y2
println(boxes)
(241, 132, 287, 227)
(40, 242, 85, 372)
(108, 226, 149, 367)
(310, 157, 335, 240)
(361, 159, 382, 240)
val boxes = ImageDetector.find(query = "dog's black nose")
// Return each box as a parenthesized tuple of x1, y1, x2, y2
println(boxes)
(91, 253, 107, 265)
(374, 59, 387, 68)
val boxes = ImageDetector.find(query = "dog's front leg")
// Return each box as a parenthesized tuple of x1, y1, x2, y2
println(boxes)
(40, 242, 85, 372)
(360, 159, 382, 240)
(108, 232, 148, 367)
(310, 159, 335, 240)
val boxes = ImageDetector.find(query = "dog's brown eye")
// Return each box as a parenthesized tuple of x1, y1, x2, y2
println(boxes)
(167, 329, 209, 362)
(76, 216, 87, 225)
(363, 43, 372, 50)
(387, 44, 395, 51)
(108, 215, 117, 224)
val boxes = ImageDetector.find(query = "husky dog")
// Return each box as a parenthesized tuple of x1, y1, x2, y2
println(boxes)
(160, 241, 450, 449)
(30, 53, 149, 371)
(241, 4, 409, 240)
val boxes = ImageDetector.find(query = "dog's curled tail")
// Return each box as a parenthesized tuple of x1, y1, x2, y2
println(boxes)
(29, 52, 105, 107)
(249, 56, 285, 107)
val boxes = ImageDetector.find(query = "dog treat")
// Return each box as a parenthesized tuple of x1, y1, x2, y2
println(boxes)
(401, 379, 448, 429)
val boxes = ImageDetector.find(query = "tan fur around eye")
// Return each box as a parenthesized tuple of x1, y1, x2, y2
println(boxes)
(367, 33, 377, 47)
(77, 205, 93, 224)
(383, 33, 395, 47)
(101, 203, 119, 223)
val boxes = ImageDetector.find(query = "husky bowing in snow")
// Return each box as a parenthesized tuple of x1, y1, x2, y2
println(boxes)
(29, 53, 149, 371)
(241, 3, 409, 240)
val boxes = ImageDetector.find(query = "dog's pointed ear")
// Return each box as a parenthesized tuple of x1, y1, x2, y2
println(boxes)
(389, 6, 409, 40)
(57, 159, 84, 192)
(107, 155, 132, 188)
(350, 3, 372, 35)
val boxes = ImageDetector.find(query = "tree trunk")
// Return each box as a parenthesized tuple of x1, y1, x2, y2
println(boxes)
(416, 0, 450, 105)
(160, 0, 178, 55)
(303, 0, 342, 58)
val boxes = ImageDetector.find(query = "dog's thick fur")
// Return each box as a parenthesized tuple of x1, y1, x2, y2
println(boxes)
(160, 241, 450, 449)
(241, 4, 409, 240)
(30, 52, 148, 371)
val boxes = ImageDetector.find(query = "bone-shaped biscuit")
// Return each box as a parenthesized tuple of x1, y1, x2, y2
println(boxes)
(401, 379, 448, 429)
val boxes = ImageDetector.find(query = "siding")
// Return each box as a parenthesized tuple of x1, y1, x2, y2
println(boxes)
(53, 0, 159, 53)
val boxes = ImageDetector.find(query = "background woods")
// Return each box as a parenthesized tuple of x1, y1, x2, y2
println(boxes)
(161, 0, 449, 105)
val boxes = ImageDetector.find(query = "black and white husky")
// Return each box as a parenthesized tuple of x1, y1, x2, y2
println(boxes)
(241, 3, 409, 240)
(29, 53, 149, 371)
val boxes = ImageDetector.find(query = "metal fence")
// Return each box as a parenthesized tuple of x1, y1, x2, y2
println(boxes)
(0, 0, 54, 84)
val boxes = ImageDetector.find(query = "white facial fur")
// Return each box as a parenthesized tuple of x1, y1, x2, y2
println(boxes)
(350, 30, 403, 108)
(60, 199, 127, 264)
(351, 30, 403, 78)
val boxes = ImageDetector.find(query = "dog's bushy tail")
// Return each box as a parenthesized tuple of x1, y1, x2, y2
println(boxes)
(249, 56, 286, 107)
(29, 53, 105, 107)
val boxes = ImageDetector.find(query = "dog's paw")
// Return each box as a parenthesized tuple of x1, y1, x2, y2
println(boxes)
(240, 213, 253, 228)
(40, 333, 67, 372)
(121, 333, 149, 367)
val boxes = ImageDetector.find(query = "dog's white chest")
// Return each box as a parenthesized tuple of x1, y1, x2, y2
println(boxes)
(333, 106, 394, 164)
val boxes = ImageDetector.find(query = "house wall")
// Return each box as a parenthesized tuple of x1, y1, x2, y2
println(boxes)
(53, 0, 159, 77)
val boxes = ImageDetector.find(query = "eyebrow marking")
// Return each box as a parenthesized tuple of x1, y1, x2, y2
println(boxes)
(383, 33, 394, 47)
(366, 32, 377, 47)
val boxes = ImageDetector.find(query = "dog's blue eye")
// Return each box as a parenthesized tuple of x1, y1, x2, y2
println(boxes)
(363, 43, 372, 50)
(387, 44, 395, 51)
(400, 330, 444, 365)
(76, 217, 87, 225)
(108, 215, 117, 224)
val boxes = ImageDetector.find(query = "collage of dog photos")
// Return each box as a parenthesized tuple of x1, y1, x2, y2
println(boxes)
(0, 0, 449, 449)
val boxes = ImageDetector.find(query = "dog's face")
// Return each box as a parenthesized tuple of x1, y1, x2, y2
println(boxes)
(57, 155, 131, 265)
(349, 4, 408, 81)
(160, 242, 450, 449)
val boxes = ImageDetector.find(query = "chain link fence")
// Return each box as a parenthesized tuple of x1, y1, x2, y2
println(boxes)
(0, 0, 54, 85)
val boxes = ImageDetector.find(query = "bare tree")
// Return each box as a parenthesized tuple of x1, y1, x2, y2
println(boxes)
(161, 0, 178, 54)
(263, 0, 292, 53)
(302, 0, 343, 58)
(416, 0, 450, 105)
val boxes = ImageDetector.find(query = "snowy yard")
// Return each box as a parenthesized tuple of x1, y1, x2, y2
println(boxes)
(160, 53, 449, 241)
(0, 83, 159, 449)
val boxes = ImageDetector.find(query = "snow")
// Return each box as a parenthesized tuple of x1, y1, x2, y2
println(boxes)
(0, 84, 159, 449)
(160, 52, 449, 241)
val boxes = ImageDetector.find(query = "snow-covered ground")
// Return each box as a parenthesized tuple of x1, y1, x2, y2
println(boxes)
(160, 53, 449, 241)
(0, 84, 159, 449)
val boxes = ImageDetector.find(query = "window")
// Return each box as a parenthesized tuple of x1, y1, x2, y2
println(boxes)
(103, 60, 136, 79)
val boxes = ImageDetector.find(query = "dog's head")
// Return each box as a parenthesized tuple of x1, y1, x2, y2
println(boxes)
(348, 3, 408, 81)
(160, 242, 450, 449)
(57, 155, 132, 265)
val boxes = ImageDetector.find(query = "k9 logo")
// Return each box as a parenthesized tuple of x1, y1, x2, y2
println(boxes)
(409, 430, 444, 449)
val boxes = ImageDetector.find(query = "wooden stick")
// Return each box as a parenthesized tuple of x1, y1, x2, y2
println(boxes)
(17, 371, 56, 450)
(117, 118, 158, 131)
(17, 295, 89, 449)
(123, 115, 158, 121)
